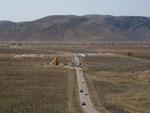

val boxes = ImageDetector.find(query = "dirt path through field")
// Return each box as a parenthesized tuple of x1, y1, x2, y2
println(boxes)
(75, 55, 99, 113)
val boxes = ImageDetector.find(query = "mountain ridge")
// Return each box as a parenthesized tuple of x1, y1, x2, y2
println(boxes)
(0, 15, 150, 42)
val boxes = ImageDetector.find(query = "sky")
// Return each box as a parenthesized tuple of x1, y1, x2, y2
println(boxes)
(0, 0, 150, 22)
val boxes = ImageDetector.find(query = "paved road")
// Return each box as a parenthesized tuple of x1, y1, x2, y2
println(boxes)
(75, 54, 99, 113)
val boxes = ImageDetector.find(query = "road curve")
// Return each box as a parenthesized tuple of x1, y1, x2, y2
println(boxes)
(75, 54, 99, 113)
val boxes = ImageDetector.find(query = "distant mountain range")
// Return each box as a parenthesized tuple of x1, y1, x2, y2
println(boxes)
(0, 15, 150, 42)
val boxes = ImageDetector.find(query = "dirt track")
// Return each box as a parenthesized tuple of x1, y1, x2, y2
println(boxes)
(75, 55, 99, 113)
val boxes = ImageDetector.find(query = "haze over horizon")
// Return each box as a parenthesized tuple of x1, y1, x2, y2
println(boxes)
(0, 0, 150, 22)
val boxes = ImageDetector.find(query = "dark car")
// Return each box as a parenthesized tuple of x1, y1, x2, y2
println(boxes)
(80, 89, 84, 93)
(82, 102, 86, 106)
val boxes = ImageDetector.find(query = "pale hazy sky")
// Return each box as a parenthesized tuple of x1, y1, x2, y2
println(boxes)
(0, 0, 150, 22)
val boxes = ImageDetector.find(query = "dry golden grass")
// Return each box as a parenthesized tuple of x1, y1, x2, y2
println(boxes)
(83, 56, 150, 72)
(83, 56, 150, 113)
(91, 43, 150, 60)
(1, 42, 150, 113)
(0, 47, 55, 54)
(0, 52, 82, 113)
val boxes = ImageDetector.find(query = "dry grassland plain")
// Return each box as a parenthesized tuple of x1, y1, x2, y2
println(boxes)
(82, 56, 150, 113)
(1, 42, 150, 59)
(0, 47, 82, 113)
(0, 42, 150, 113)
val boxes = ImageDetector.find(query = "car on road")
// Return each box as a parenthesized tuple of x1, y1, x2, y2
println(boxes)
(85, 93, 88, 95)
(82, 102, 86, 106)
(76, 65, 80, 67)
(80, 89, 84, 93)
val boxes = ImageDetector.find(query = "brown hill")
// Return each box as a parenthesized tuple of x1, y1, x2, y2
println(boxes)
(0, 15, 150, 42)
